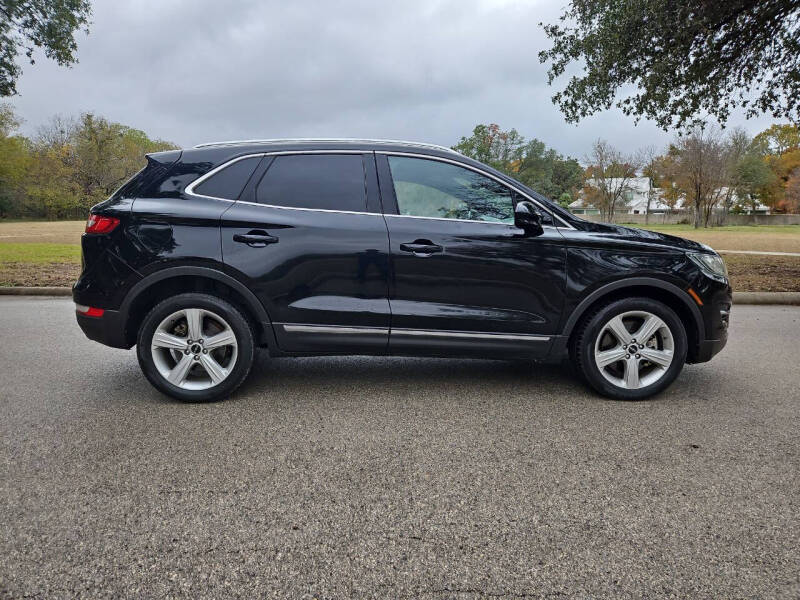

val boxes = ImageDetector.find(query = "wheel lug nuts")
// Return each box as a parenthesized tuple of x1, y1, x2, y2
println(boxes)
(202, 349, 208, 354)
(625, 354, 630, 359)
(636, 354, 641, 359)
(184, 349, 190, 355)
(193, 355, 199, 360)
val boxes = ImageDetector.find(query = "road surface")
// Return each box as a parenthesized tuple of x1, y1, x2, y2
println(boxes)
(1, 297, 798, 598)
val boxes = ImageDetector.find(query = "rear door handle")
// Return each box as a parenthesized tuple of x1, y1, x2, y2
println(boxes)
(233, 231, 279, 247)
(399, 240, 443, 256)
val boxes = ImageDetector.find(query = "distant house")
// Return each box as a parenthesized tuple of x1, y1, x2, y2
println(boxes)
(569, 177, 685, 215)
(569, 178, 769, 216)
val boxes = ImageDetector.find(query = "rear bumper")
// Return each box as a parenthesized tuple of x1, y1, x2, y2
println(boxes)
(75, 308, 132, 349)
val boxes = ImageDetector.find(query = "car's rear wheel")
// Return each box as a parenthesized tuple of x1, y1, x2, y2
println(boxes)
(137, 293, 254, 402)
(572, 297, 688, 400)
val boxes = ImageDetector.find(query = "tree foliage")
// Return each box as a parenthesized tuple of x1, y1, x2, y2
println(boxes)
(582, 139, 642, 221)
(539, 1, 800, 129)
(0, 0, 92, 97)
(0, 104, 176, 218)
(453, 123, 583, 203)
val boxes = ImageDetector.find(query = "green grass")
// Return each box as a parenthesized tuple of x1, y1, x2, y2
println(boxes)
(624, 224, 800, 234)
(0, 243, 81, 264)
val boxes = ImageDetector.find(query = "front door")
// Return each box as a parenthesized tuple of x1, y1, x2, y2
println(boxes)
(378, 153, 566, 358)
(221, 152, 391, 353)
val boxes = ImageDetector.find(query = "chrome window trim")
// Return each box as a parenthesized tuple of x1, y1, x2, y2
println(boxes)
(184, 151, 377, 214)
(279, 323, 550, 342)
(184, 149, 573, 229)
(378, 151, 575, 230)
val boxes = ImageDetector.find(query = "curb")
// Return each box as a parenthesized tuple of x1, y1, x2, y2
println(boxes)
(0, 287, 72, 296)
(2, 287, 800, 305)
(732, 291, 800, 305)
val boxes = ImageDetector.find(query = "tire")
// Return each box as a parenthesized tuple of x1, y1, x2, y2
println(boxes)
(136, 293, 255, 402)
(571, 297, 688, 400)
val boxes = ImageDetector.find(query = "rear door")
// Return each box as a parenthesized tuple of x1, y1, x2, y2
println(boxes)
(215, 152, 391, 353)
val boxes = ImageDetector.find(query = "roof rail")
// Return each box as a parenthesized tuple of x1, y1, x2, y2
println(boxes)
(193, 138, 460, 154)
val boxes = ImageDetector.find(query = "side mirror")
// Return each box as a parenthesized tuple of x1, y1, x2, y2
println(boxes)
(514, 201, 544, 236)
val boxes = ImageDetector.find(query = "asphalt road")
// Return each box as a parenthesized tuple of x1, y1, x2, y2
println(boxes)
(1, 297, 799, 599)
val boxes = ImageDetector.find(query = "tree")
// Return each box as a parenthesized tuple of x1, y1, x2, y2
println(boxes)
(0, 103, 29, 217)
(0, 0, 92, 97)
(453, 123, 584, 202)
(539, 1, 800, 129)
(785, 168, 800, 213)
(582, 139, 642, 221)
(670, 127, 729, 228)
(752, 124, 800, 156)
(733, 154, 776, 213)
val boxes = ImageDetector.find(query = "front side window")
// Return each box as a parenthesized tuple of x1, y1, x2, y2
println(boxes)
(192, 156, 261, 200)
(256, 154, 366, 212)
(387, 156, 514, 223)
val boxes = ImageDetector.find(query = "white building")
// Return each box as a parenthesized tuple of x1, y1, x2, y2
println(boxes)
(569, 177, 683, 215)
(569, 177, 768, 216)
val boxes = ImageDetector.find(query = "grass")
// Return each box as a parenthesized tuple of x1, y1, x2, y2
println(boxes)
(0, 220, 85, 245)
(0, 243, 81, 263)
(1, 220, 799, 291)
(627, 224, 800, 253)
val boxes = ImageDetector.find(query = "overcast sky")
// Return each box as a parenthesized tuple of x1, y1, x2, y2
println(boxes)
(8, 0, 775, 158)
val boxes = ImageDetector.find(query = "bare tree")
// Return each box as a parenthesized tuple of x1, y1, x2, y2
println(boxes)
(583, 139, 643, 222)
(34, 114, 77, 148)
(671, 127, 728, 228)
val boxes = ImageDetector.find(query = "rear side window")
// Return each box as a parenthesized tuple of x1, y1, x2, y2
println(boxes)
(256, 154, 366, 212)
(192, 156, 261, 200)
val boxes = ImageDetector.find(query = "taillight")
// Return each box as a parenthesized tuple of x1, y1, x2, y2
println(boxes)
(85, 213, 120, 234)
(75, 304, 105, 317)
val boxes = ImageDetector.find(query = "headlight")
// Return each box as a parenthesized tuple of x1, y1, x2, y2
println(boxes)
(688, 251, 728, 281)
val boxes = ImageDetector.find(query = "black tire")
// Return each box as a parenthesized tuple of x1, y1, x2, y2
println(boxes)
(571, 297, 688, 400)
(136, 293, 255, 402)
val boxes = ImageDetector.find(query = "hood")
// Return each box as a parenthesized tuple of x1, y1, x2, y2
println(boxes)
(575, 221, 711, 253)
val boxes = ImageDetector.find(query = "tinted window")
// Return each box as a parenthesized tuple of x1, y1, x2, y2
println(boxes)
(388, 156, 514, 223)
(256, 154, 366, 211)
(193, 156, 261, 200)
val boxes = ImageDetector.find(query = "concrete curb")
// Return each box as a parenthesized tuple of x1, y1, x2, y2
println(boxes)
(2, 287, 800, 305)
(733, 292, 800, 305)
(0, 287, 72, 296)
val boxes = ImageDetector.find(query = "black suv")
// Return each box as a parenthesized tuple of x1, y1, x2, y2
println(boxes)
(74, 139, 731, 402)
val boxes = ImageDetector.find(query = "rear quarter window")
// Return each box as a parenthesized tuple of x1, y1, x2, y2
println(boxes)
(255, 154, 366, 212)
(192, 156, 262, 200)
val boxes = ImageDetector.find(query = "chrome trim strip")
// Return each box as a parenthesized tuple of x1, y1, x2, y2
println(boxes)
(391, 329, 550, 342)
(225, 199, 380, 216)
(281, 324, 388, 335)
(280, 323, 550, 342)
(377, 151, 575, 230)
(194, 138, 460, 155)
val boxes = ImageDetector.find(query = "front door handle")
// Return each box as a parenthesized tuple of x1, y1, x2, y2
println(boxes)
(233, 230, 279, 247)
(399, 240, 443, 256)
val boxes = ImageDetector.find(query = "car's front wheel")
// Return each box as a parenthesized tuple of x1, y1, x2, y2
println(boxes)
(572, 297, 688, 400)
(137, 293, 255, 402)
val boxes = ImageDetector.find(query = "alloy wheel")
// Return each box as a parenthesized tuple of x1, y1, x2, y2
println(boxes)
(150, 308, 238, 390)
(593, 310, 675, 390)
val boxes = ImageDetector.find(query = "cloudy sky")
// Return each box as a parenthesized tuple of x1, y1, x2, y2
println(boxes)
(8, 0, 774, 158)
